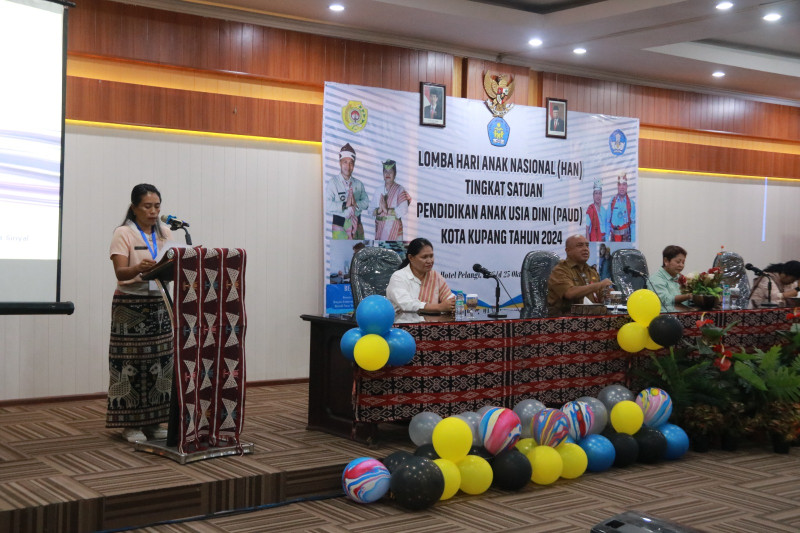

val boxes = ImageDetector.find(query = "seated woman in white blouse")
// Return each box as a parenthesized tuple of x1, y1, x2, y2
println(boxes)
(386, 238, 455, 314)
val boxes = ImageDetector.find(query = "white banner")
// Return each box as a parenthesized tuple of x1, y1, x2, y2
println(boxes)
(322, 82, 639, 313)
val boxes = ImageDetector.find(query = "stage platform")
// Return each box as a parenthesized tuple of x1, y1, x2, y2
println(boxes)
(4, 383, 800, 532)
(0, 383, 408, 533)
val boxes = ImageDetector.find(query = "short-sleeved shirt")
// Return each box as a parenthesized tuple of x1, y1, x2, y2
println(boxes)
(547, 259, 601, 316)
(110, 222, 173, 295)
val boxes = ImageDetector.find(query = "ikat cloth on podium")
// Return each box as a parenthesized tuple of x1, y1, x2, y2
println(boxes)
(172, 247, 247, 452)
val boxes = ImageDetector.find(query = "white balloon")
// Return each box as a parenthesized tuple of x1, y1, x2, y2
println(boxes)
(513, 399, 545, 439)
(408, 411, 442, 446)
(454, 411, 482, 446)
(577, 396, 609, 435)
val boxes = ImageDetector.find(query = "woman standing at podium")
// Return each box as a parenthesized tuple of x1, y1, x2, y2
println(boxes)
(106, 184, 174, 443)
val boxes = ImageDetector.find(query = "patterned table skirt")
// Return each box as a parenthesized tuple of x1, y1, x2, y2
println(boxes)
(353, 308, 786, 422)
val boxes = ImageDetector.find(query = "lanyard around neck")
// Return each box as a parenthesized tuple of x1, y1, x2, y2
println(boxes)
(134, 222, 158, 260)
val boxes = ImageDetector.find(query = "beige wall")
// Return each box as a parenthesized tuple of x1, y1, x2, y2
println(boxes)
(1, 126, 798, 401)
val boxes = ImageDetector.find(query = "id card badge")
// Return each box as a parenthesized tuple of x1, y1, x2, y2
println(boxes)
(149, 280, 159, 292)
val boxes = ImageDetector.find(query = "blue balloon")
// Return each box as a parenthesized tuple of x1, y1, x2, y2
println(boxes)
(355, 295, 395, 335)
(340, 328, 364, 361)
(578, 434, 616, 472)
(658, 423, 690, 460)
(385, 328, 416, 366)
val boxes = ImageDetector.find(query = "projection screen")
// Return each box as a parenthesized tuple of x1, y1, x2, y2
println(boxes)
(0, 0, 70, 310)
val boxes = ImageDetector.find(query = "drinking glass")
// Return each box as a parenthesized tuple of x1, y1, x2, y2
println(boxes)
(609, 291, 623, 313)
(466, 294, 478, 318)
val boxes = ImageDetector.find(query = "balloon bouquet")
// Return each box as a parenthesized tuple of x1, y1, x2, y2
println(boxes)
(617, 289, 685, 353)
(340, 295, 417, 370)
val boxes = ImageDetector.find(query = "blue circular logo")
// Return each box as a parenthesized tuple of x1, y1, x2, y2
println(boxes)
(609, 129, 627, 156)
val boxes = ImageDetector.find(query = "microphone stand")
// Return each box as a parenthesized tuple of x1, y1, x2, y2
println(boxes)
(487, 276, 506, 319)
(762, 275, 777, 308)
(170, 223, 193, 245)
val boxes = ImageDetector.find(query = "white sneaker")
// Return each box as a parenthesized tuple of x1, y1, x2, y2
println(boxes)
(122, 428, 147, 442)
(143, 424, 168, 440)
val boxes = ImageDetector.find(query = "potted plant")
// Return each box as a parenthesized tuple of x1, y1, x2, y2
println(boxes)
(681, 403, 725, 452)
(682, 268, 724, 310)
(732, 345, 800, 452)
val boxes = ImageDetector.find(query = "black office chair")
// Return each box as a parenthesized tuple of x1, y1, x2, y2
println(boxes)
(713, 251, 750, 308)
(520, 250, 560, 318)
(610, 248, 649, 298)
(349, 246, 403, 310)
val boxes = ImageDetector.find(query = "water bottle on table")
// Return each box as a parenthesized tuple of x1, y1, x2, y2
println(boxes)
(721, 283, 731, 310)
(454, 291, 465, 319)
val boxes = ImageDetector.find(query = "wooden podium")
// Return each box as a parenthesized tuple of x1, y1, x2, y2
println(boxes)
(139, 246, 253, 464)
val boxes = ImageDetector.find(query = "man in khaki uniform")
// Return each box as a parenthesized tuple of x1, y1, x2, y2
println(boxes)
(547, 235, 613, 316)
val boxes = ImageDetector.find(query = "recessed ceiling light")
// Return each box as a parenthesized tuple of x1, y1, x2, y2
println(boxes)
(528, 38, 543, 47)
(573, 47, 587, 55)
(329, 4, 345, 12)
(712, 71, 725, 78)
(716, 2, 733, 10)
(763, 12, 781, 22)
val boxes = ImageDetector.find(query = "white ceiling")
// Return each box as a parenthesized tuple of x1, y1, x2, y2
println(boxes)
(129, 0, 800, 106)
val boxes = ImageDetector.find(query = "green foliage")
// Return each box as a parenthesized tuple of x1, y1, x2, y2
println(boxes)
(634, 346, 728, 419)
(732, 346, 800, 403)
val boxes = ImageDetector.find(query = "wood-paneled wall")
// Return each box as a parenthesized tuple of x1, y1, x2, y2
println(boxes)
(542, 73, 800, 141)
(541, 73, 800, 179)
(65, 0, 800, 177)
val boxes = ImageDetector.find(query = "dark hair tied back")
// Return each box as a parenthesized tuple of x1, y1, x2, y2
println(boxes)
(398, 237, 433, 270)
(121, 183, 164, 238)
(765, 260, 800, 278)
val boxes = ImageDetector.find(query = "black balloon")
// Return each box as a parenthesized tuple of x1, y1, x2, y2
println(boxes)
(383, 450, 414, 474)
(601, 426, 618, 439)
(389, 456, 445, 510)
(648, 315, 684, 347)
(491, 449, 531, 491)
(414, 443, 440, 460)
(608, 432, 639, 467)
(469, 446, 494, 463)
(634, 426, 668, 464)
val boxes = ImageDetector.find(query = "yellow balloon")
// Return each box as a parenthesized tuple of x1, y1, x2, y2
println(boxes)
(515, 437, 536, 456)
(556, 442, 588, 479)
(526, 445, 563, 485)
(457, 455, 493, 495)
(627, 289, 661, 326)
(617, 322, 648, 353)
(644, 335, 662, 351)
(432, 417, 473, 462)
(353, 334, 390, 371)
(610, 400, 644, 435)
(433, 458, 461, 500)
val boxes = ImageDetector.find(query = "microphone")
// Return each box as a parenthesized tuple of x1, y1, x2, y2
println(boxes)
(161, 214, 190, 228)
(745, 263, 764, 276)
(623, 265, 646, 278)
(472, 263, 495, 278)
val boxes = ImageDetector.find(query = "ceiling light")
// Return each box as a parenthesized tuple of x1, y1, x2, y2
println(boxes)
(329, 4, 344, 12)
(573, 48, 587, 55)
(528, 38, 543, 47)
(712, 71, 725, 78)
(716, 2, 733, 10)
(763, 13, 781, 22)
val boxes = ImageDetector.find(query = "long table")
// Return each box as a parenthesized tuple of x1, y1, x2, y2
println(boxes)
(301, 308, 786, 442)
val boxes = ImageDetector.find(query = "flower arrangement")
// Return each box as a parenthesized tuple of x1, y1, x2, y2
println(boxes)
(682, 267, 724, 296)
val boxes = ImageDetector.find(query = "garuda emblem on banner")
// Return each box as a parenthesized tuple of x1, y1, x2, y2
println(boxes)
(483, 72, 515, 117)
(342, 101, 368, 133)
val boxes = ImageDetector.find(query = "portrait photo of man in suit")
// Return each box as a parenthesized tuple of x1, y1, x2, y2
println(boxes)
(420, 83, 446, 126)
(546, 98, 568, 138)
